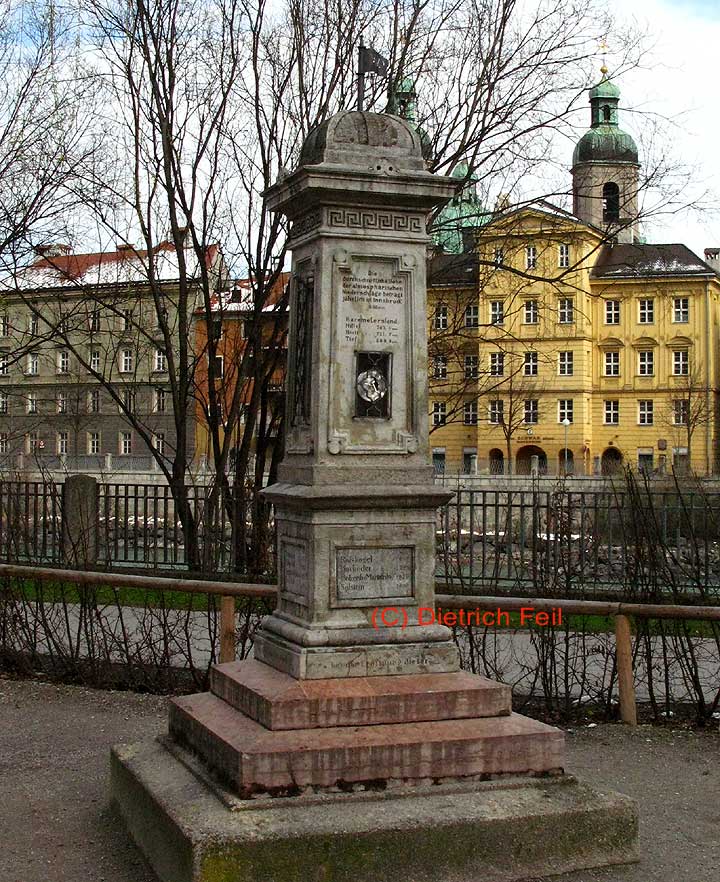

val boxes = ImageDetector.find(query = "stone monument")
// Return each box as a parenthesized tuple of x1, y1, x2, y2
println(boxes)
(110, 110, 638, 882)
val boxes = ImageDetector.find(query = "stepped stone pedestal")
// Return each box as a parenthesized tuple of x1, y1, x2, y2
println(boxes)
(110, 109, 638, 882)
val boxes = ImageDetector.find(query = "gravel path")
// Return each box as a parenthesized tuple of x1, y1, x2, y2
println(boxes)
(0, 675, 718, 882)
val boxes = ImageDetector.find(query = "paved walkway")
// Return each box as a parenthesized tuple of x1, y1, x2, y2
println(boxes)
(0, 675, 718, 882)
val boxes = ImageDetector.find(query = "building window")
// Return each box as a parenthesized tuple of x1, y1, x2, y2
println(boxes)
(462, 448, 478, 474)
(605, 350, 620, 377)
(154, 348, 167, 372)
(57, 313, 69, 334)
(57, 392, 68, 414)
(463, 401, 478, 425)
(0, 315, 8, 337)
(27, 393, 37, 414)
(0, 433, 7, 454)
(605, 300, 620, 324)
(604, 400, 619, 425)
(525, 245, 537, 269)
(27, 432, 41, 454)
(558, 399, 573, 423)
(90, 350, 100, 372)
(433, 305, 448, 330)
(88, 390, 101, 413)
(120, 348, 133, 373)
(673, 349, 689, 376)
(432, 401, 446, 426)
(558, 244, 570, 268)
(558, 351, 573, 376)
(524, 300, 539, 324)
(27, 353, 38, 375)
(212, 319, 223, 341)
(489, 300, 504, 325)
(89, 309, 100, 332)
(119, 432, 132, 455)
(57, 432, 68, 456)
(57, 350, 70, 374)
(638, 450, 654, 472)
(464, 304, 479, 328)
(673, 399, 689, 426)
(638, 400, 654, 425)
(493, 247, 504, 267)
(489, 352, 504, 376)
(603, 182, 620, 222)
(0, 392, 7, 413)
(87, 432, 101, 455)
(0, 353, 8, 375)
(638, 299, 654, 324)
(214, 355, 224, 378)
(153, 432, 165, 455)
(523, 351, 538, 376)
(122, 309, 133, 332)
(464, 354, 479, 379)
(489, 399, 504, 424)
(29, 315, 39, 336)
(432, 355, 448, 380)
(432, 448, 446, 474)
(638, 350, 654, 376)
(154, 388, 167, 413)
(120, 388, 136, 413)
(558, 298, 574, 324)
(673, 297, 689, 323)
(524, 399, 539, 424)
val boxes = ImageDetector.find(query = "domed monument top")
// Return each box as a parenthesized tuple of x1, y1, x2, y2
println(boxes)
(299, 110, 426, 171)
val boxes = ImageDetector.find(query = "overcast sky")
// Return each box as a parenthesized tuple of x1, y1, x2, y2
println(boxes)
(604, 0, 720, 257)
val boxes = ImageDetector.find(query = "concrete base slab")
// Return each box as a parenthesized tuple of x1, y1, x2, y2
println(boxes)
(111, 738, 639, 882)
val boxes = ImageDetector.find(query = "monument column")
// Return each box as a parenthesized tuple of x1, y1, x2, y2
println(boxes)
(254, 110, 458, 679)
(111, 109, 638, 882)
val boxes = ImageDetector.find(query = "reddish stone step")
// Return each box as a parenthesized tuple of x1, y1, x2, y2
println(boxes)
(210, 660, 512, 730)
(170, 691, 564, 796)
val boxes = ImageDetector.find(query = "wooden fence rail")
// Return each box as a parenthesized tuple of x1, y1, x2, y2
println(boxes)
(2, 562, 719, 726)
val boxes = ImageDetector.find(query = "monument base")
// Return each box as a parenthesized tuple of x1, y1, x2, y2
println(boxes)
(111, 738, 639, 882)
(252, 629, 460, 679)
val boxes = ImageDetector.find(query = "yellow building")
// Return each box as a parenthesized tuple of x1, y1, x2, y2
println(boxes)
(428, 75, 720, 476)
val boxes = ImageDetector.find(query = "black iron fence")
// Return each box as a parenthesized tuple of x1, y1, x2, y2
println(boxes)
(1, 476, 720, 598)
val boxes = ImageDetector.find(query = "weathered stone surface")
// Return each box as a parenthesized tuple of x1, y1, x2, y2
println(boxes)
(169, 692, 563, 795)
(253, 630, 460, 679)
(111, 739, 639, 882)
(210, 660, 511, 730)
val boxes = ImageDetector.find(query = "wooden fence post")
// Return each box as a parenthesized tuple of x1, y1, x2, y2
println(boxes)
(615, 614, 637, 726)
(219, 596, 236, 663)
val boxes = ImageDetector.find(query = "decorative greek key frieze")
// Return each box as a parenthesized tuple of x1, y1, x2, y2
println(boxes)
(326, 209, 422, 234)
(290, 210, 323, 239)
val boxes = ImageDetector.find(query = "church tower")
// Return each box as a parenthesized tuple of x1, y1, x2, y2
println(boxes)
(571, 73, 640, 243)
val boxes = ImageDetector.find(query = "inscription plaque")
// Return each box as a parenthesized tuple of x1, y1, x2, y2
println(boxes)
(342, 270, 404, 346)
(335, 546, 413, 603)
(281, 539, 310, 602)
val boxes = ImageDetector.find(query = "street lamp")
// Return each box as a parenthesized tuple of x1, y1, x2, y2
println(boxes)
(562, 417, 571, 475)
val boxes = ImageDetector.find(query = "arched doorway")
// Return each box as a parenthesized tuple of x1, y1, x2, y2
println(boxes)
(558, 449, 574, 475)
(489, 448, 504, 475)
(516, 445, 547, 475)
(601, 447, 623, 475)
